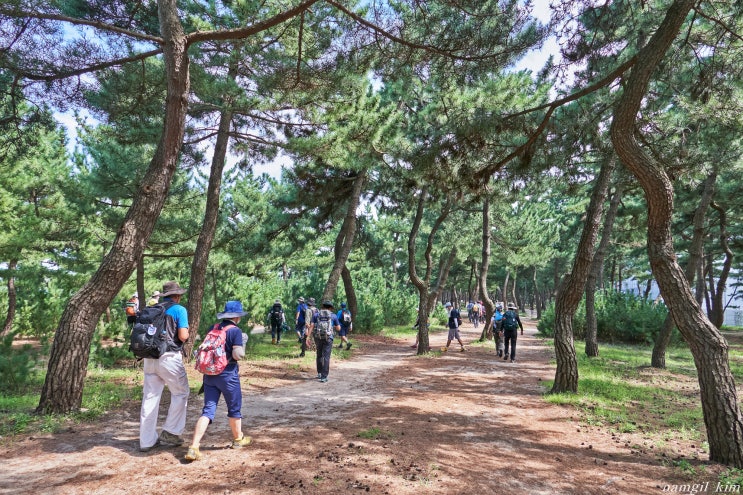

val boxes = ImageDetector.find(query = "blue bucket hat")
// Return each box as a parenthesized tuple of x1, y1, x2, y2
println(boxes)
(217, 300, 249, 319)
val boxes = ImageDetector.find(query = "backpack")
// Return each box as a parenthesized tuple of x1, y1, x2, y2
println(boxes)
(502, 310, 518, 332)
(472, 304, 480, 315)
(129, 301, 175, 359)
(125, 297, 138, 317)
(313, 309, 334, 340)
(194, 322, 236, 375)
(448, 309, 461, 329)
(270, 304, 283, 324)
(305, 305, 316, 326)
(342, 309, 352, 325)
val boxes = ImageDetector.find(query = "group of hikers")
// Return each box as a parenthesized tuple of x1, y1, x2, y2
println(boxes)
(128, 281, 354, 462)
(443, 301, 524, 362)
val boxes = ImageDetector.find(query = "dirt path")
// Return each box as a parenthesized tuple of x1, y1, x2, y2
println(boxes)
(1, 319, 701, 494)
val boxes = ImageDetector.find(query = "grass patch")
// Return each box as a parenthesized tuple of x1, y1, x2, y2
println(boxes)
(245, 331, 354, 362)
(543, 341, 711, 445)
(357, 426, 394, 440)
(0, 367, 142, 439)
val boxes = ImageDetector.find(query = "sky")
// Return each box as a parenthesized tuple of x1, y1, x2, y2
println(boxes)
(56, 0, 558, 181)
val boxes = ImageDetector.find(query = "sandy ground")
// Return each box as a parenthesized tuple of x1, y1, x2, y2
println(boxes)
(0, 319, 714, 494)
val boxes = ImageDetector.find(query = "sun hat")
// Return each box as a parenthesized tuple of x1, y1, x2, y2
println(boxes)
(507, 303, 517, 310)
(298, 296, 305, 303)
(308, 297, 316, 306)
(161, 280, 187, 297)
(321, 300, 334, 308)
(217, 300, 249, 319)
(151, 291, 161, 297)
(131, 292, 138, 298)
(444, 302, 452, 308)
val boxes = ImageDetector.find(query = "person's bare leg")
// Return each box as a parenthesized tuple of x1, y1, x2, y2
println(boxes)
(189, 416, 210, 449)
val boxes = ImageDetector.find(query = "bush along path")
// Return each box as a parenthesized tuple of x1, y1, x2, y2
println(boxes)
(0, 318, 722, 494)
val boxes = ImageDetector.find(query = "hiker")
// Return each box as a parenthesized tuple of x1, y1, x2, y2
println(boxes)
(466, 301, 474, 323)
(139, 280, 190, 452)
(493, 305, 505, 357)
(295, 297, 308, 356)
(125, 293, 139, 326)
(268, 299, 285, 345)
(147, 290, 161, 307)
(336, 302, 353, 350)
(442, 302, 466, 352)
(307, 300, 341, 382)
(184, 300, 252, 461)
(502, 303, 524, 363)
(471, 300, 481, 328)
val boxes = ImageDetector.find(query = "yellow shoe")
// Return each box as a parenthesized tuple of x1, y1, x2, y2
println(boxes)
(231, 434, 252, 449)
(441, 347, 448, 352)
(184, 446, 202, 461)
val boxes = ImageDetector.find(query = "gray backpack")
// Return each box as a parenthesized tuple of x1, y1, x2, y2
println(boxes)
(313, 309, 334, 340)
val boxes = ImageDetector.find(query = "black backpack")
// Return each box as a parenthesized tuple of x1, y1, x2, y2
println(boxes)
(502, 310, 519, 332)
(313, 309, 334, 340)
(270, 304, 283, 324)
(129, 301, 176, 359)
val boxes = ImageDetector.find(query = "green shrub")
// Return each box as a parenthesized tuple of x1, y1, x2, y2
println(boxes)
(537, 290, 669, 345)
(0, 332, 42, 394)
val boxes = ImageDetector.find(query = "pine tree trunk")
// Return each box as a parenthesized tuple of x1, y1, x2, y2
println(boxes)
(610, 0, 743, 466)
(478, 196, 495, 340)
(341, 265, 358, 322)
(551, 157, 614, 392)
(709, 201, 733, 328)
(1, 259, 17, 337)
(585, 176, 624, 357)
(37, 0, 192, 414)
(323, 171, 366, 302)
(652, 172, 715, 368)
(184, 93, 235, 359)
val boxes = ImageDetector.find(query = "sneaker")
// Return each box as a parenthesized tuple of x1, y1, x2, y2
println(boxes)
(159, 430, 184, 447)
(184, 446, 202, 461)
(299, 352, 305, 357)
(139, 440, 159, 452)
(511, 359, 516, 363)
(272, 338, 276, 345)
(346, 343, 352, 350)
(298, 337, 303, 343)
(316, 373, 322, 379)
(503, 355, 509, 361)
(319, 377, 328, 383)
(338, 343, 343, 349)
(231, 435, 252, 449)
(460, 347, 466, 352)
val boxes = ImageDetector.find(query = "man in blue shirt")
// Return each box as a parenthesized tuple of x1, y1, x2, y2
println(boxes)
(139, 280, 190, 452)
(295, 296, 308, 357)
(336, 302, 353, 350)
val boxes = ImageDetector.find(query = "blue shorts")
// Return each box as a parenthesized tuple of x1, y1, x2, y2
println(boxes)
(338, 325, 350, 337)
(201, 368, 242, 421)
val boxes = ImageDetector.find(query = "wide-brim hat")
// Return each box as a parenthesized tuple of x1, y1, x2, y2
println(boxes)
(321, 300, 334, 308)
(298, 296, 305, 303)
(151, 291, 161, 297)
(217, 300, 249, 319)
(444, 302, 452, 308)
(507, 304, 517, 310)
(308, 297, 316, 305)
(161, 280, 187, 297)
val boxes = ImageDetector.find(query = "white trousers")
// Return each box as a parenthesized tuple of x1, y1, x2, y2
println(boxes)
(139, 352, 190, 449)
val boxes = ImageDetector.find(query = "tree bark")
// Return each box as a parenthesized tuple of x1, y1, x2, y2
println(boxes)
(136, 255, 145, 312)
(551, 156, 614, 392)
(533, 266, 542, 320)
(408, 189, 451, 354)
(709, 201, 733, 328)
(610, 0, 743, 466)
(37, 0, 191, 414)
(478, 196, 495, 340)
(183, 91, 235, 360)
(341, 265, 358, 321)
(1, 259, 18, 338)
(652, 172, 715, 367)
(585, 174, 623, 357)
(322, 170, 366, 302)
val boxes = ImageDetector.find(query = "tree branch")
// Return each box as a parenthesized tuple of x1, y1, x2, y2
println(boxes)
(13, 49, 163, 82)
(186, 0, 320, 45)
